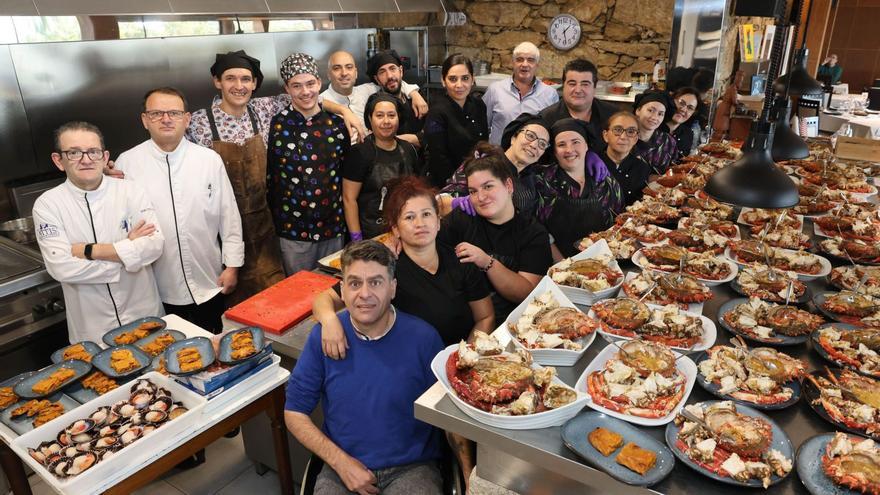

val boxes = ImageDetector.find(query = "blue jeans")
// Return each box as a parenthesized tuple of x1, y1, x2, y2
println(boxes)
(314, 461, 442, 494)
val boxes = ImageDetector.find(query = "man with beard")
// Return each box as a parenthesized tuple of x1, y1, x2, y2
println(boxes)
(320, 50, 427, 140)
(367, 50, 424, 140)
(482, 42, 558, 145)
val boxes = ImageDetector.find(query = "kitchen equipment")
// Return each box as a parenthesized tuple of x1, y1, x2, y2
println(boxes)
(0, 217, 35, 244)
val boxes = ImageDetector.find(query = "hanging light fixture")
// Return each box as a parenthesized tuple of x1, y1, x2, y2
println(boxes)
(773, 0, 823, 97)
(705, 17, 799, 208)
(771, 97, 810, 161)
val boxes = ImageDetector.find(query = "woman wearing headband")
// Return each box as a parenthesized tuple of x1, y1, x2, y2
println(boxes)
(632, 90, 678, 174)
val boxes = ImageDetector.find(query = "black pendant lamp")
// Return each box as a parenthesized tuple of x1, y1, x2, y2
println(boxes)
(770, 97, 810, 161)
(705, 21, 799, 208)
(773, 0, 823, 97)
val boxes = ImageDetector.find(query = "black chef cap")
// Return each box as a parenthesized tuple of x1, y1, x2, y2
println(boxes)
(363, 92, 403, 131)
(633, 90, 673, 123)
(367, 50, 403, 80)
(210, 50, 264, 90)
(550, 118, 589, 143)
(500, 113, 549, 149)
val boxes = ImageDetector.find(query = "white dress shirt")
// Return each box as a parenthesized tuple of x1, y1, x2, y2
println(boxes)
(115, 138, 244, 306)
(33, 178, 165, 344)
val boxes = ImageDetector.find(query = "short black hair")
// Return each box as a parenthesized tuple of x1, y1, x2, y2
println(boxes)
(463, 154, 513, 183)
(691, 68, 714, 94)
(562, 59, 598, 85)
(442, 53, 474, 79)
(53, 121, 105, 151)
(340, 240, 396, 279)
(143, 86, 189, 112)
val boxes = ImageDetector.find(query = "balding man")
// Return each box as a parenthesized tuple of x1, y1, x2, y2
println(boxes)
(482, 42, 559, 144)
(320, 50, 427, 138)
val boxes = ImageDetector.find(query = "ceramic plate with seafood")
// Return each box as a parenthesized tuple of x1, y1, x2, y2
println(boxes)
(677, 217, 741, 240)
(829, 265, 880, 298)
(818, 237, 880, 266)
(666, 401, 794, 488)
(576, 340, 697, 426)
(729, 266, 810, 304)
(589, 298, 715, 352)
(803, 368, 880, 442)
(724, 241, 831, 281)
(717, 297, 823, 346)
(618, 271, 708, 314)
(811, 324, 880, 378)
(797, 432, 880, 495)
(736, 208, 804, 230)
(813, 291, 880, 328)
(548, 239, 624, 306)
(632, 247, 738, 286)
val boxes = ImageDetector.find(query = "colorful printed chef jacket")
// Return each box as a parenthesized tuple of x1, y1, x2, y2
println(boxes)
(267, 104, 351, 242)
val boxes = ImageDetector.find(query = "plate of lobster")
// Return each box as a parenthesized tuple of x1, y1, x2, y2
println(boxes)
(717, 297, 824, 346)
(813, 291, 880, 328)
(589, 297, 716, 352)
(548, 239, 624, 306)
(648, 226, 730, 255)
(818, 237, 880, 266)
(431, 332, 588, 429)
(618, 199, 681, 227)
(632, 246, 737, 287)
(693, 339, 805, 410)
(576, 340, 697, 426)
(811, 324, 880, 379)
(737, 208, 804, 231)
(618, 271, 709, 314)
(814, 215, 880, 242)
(829, 265, 880, 298)
(729, 266, 811, 304)
(725, 241, 831, 281)
(503, 277, 598, 366)
(797, 432, 880, 495)
(803, 367, 880, 442)
(677, 217, 741, 240)
(745, 223, 812, 250)
(666, 401, 794, 488)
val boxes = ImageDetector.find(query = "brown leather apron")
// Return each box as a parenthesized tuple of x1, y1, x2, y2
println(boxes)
(207, 106, 284, 306)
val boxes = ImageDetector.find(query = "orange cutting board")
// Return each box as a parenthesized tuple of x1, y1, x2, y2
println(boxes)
(225, 271, 339, 334)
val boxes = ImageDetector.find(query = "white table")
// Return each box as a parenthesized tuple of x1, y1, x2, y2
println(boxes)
(819, 110, 880, 138)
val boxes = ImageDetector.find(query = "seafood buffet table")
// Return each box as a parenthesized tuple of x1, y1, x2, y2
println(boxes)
(0, 314, 293, 495)
(415, 249, 851, 495)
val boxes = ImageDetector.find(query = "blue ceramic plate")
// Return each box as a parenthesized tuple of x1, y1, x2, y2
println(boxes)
(809, 323, 880, 377)
(218, 327, 266, 365)
(133, 329, 186, 357)
(665, 400, 794, 487)
(149, 354, 167, 375)
(717, 298, 809, 346)
(797, 432, 863, 495)
(561, 411, 674, 486)
(91, 345, 151, 378)
(813, 291, 873, 326)
(13, 360, 92, 399)
(50, 341, 103, 364)
(0, 372, 35, 410)
(0, 392, 81, 435)
(729, 277, 812, 304)
(101, 316, 166, 347)
(164, 337, 215, 376)
(802, 369, 880, 441)
(693, 351, 801, 410)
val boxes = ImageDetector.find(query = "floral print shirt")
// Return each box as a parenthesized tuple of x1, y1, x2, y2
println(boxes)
(186, 94, 291, 148)
(634, 130, 678, 175)
(534, 156, 624, 226)
(267, 105, 350, 242)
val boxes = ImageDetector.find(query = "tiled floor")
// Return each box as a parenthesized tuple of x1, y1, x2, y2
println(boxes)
(16, 435, 293, 495)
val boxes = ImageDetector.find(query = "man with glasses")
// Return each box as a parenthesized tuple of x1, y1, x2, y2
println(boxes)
(600, 111, 651, 205)
(33, 121, 165, 344)
(114, 87, 244, 333)
(268, 53, 350, 275)
(482, 42, 558, 145)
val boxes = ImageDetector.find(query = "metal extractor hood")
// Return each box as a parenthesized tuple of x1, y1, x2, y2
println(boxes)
(2, 0, 448, 16)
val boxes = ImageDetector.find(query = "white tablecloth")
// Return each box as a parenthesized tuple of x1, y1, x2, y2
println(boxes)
(819, 111, 880, 138)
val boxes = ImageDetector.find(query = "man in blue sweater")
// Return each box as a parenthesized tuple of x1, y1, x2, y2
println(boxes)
(285, 240, 444, 494)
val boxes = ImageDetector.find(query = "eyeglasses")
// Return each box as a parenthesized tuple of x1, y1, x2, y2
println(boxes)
(520, 129, 549, 150)
(609, 126, 639, 137)
(676, 99, 697, 112)
(143, 110, 186, 122)
(57, 148, 105, 161)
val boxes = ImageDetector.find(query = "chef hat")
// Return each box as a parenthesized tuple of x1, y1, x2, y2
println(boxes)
(550, 118, 589, 142)
(210, 50, 264, 90)
(280, 52, 319, 83)
(363, 92, 403, 131)
(367, 50, 403, 80)
(633, 90, 674, 123)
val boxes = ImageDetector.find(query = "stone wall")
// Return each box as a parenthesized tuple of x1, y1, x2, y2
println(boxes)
(445, 0, 675, 82)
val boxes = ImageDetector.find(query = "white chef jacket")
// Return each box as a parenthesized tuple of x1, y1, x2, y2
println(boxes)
(114, 138, 244, 306)
(32, 178, 165, 344)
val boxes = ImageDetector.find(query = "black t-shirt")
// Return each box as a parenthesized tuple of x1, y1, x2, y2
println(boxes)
(394, 245, 490, 345)
(601, 149, 653, 206)
(439, 209, 552, 321)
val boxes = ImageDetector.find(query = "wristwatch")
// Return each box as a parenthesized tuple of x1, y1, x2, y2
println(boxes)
(84, 243, 95, 260)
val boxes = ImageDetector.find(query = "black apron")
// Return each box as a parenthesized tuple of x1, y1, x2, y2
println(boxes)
(356, 137, 417, 239)
(543, 179, 607, 259)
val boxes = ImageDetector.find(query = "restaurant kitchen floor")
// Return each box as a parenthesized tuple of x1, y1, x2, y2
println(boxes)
(15, 434, 293, 495)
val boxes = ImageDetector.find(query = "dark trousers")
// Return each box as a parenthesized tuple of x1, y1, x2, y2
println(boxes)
(163, 293, 226, 334)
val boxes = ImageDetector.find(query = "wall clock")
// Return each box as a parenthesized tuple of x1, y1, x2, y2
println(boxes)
(548, 14, 582, 51)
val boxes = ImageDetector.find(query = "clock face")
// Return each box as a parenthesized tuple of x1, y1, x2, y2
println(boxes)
(548, 14, 582, 51)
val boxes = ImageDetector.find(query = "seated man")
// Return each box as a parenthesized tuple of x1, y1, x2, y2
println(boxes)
(285, 240, 444, 494)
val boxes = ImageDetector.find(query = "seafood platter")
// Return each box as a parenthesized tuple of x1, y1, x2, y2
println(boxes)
(503, 277, 598, 365)
(811, 324, 880, 378)
(729, 266, 811, 304)
(576, 340, 697, 426)
(561, 411, 676, 486)
(430, 332, 588, 429)
(829, 265, 880, 297)
(677, 217, 741, 240)
(10, 374, 205, 495)
(818, 237, 880, 265)
(803, 367, 880, 442)
(813, 291, 880, 328)
(737, 208, 805, 231)
(632, 244, 738, 286)
(588, 297, 716, 352)
(797, 432, 880, 495)
(618, 271, 710, 314)
(666, 401, 793, 488)
(813, 213, 880, 242)
(694, 337, 806, 410)
(548, 239, 624, 305)
(642, 224, 731, 255)
(725, 240, 831, 281)
(717, 297, 825, 346)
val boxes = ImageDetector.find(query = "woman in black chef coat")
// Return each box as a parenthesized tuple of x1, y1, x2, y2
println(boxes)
(663, 86, 702, 160)
(424, 54, 488, 187)
(601, 111, 652, 206)
(440, 154, 552, 321)
(342, 92, 420, 240)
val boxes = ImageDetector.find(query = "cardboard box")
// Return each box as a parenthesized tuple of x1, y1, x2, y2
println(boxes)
(835, 136, 880, 162)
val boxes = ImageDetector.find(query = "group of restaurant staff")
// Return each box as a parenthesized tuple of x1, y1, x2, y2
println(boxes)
(30, 39, 707, 492)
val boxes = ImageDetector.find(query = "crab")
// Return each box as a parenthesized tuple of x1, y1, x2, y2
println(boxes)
(639, 305, 705, 348)
(665, 227, 728, 254)
(746, 225, 811, 250)
(821, 238, 880, 264)
(723, 298, 824, 340)
(679, 218, 740, 238)
(701, 401, 774, 459)
(822, 292, 880, 318)
(822, 432, 880, 495)
(740, 209, 802, 229)
(618, 340, 678, 378)
(642, 244, 689, 266)
(656, 173, 707, 194)
(578, 231, 638, 259)
(700, 344, 804, 405)
(791, 196, 837, 216)
(641, 184, 688, 206)
(548, 257, 622, 292)
(807, 369, 880, 436)
(658, 273, 714, 303)
(727, 240, 768, 263)
(830, 266, 880, 297)
(735, 266, 806, 303)
(681, 196, 735, 221)
(621, 199, 681, 225)
(760, 305, 825, 336)
(592, 298, 650, 331)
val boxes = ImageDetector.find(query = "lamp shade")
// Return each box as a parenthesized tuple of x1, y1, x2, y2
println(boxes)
(705, 121, 800, 208)
(771, 98, 809, 161)
(774, 48, 824, 97)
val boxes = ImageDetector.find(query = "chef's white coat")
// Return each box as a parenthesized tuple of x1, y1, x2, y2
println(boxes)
(115, 138, 244, 306)
(32, 178, 165, 344)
